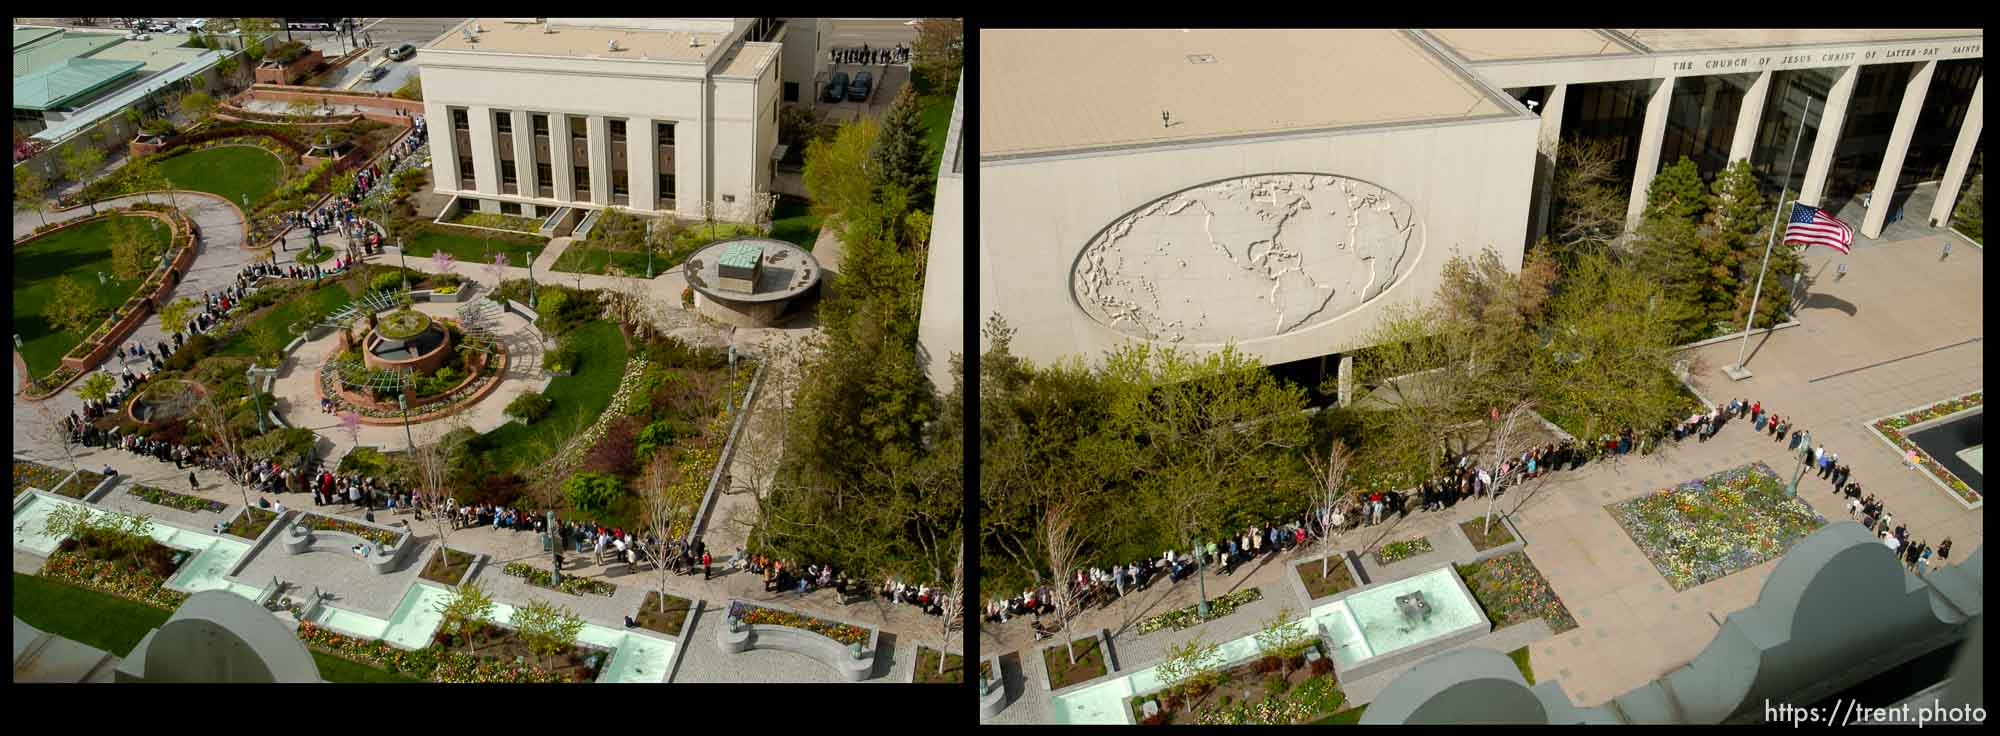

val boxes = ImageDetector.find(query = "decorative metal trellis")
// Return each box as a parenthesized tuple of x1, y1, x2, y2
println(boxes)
(323, 289, 409, 329)
(330, 355, 415, 394)
(455, 298, 503, 354)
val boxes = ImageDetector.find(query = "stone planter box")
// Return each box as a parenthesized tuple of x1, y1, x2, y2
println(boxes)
(281, 513, 414, 575)
(716, 599, 880, 682)
(427, 288, 469, 303)
(1454, 513, 1529, 564)
(1041, 627, 1119, 695)
(80, 472, 123, 504)
(979, 654, 1008, 719)
(1287, 550, 1370, 604)
(255, 49, 324, 85)
(129, 134, 168, 158)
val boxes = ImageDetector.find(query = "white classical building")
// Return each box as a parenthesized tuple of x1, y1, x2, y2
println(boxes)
(417, 18, 786, 222)
(979, 29, 1984, 380)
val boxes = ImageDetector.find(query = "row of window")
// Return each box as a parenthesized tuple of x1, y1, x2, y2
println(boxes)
(450, 106, 678, 203)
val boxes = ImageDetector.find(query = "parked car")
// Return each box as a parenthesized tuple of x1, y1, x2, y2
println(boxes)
(387, 43, 417, 61)
(362, 66, 389, 83)
(847, 70, 873, 102)
(179, 19, 209, 33)
(823, 71, 850, 103)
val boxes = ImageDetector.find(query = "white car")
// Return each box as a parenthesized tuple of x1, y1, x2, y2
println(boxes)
(180, 19, 209, 33)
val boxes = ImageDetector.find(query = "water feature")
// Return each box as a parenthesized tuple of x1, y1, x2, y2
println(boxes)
(311, 605, 392, 640)
(380, 584, 453, 649)
(1049, 628, 1266, 724)
(168, 536, 256, 597)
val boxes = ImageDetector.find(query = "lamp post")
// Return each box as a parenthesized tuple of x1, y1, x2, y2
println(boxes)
(726, 343, 738, 421)
(398, 240, 408, 292)
(246, 367, 268, 432)
(1787, 441, 1810, 497)
(397, 391, 413, 450)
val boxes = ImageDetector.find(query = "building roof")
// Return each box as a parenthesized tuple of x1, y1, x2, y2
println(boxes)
(84, 32, 214, 73)
(14, 57, 144, 110)
(713, 41, 777, 79)
(15, 27, 64, 50)
(428, 19, 725, 63)
(1428, 29, 1634, 61)
(13, 30, 126, 78)
(1618, 28, 1980, 51)
(980, 28, 1511, 159)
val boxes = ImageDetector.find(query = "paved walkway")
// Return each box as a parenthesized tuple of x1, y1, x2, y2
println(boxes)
(984, 225, 1983, 720)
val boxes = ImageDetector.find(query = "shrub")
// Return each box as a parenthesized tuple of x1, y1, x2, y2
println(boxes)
(165, 334, 218, 372)
(581, 417, 638, 477)
(465, 472, 527, 507)
(506, 391, 551, 422)
(1253, 655, 1282, 674)
(563, 473, 623, 518)
(245, 427, 317, 463)
(1309, 657, 1333, 676)
(643, 334, 727, 370)
(633, 420, 685, 459)
(370, 270, 408, 294)
(542, 343, 580, 374)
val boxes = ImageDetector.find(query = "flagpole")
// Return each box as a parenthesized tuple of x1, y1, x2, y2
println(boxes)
(1729, 96, 1814, 379)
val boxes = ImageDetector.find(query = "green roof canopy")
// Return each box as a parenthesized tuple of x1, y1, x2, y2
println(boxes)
(14, 57, 144, 111)
(719, 243, 764, 270)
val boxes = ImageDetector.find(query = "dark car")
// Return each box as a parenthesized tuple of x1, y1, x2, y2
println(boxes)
(362, 66, 389, 83)
(823, 71, 849, 103)
(387, 43, 417, 61)
(847, 70, 873, 102)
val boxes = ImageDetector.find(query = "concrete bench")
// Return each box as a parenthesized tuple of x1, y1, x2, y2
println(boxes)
(716, 605, 879, 682)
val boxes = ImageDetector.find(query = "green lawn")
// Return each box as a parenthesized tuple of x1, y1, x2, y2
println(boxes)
(402, 225, 545, 267)
(771, 196, 823, 250)
(548, 244, 663, 277)
(217, 281, 356, 357)
(1508, 646, 1536, 684)
(13, 216, 172, 377)
(12, 573, 419, 683)
(474, 320, 627, 472)
(158, 145, 285, 209)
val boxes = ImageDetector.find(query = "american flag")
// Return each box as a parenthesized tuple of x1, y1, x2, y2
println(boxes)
(1783, 202, 1853, 254)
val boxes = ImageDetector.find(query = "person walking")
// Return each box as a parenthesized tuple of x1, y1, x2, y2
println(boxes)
(188, 471, 199, 493)
(1836, 262, 1848, 282)
(1941, 240, 1952, 260)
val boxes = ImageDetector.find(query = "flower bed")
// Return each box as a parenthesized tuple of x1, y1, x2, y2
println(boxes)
(1457, 552, 1577, 633)
(129, 484, 228, 513)
(295, 621, 573, 684)
(225, 507, 280, 540)
(1136, 587, 1263, 635)
(299, 513, 401, 547)
(502, 561, 617, 597)
(727, 600, 871, 646)
(421, 547, 475, 585)
(1609, 462, 1827, 591)
(40, 548, 190, 611)
(14, 461, 70, 497)
(1132, 644, 1350, 725)
(636, 591, 692, 637)
(914, 646, 964, 684)
(1371, 536, 1434, 566)
(1871, 392, 1983, 506)
(1043, 636, 1107, 691)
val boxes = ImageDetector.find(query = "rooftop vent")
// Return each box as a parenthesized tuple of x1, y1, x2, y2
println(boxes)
(461, 27, 477, 44)
(1187, 54, 1216, 64)
(607, 39, 621, 52)
(473, 24, 485, 33)
(542, 22, 554, 34)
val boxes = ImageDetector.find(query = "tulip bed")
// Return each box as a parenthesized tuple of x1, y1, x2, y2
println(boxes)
(129, 484, 228, 514)
(1870, 392, 1983, 506)
(1371, 536, 1434, 566)
(13, 461, 69, 497)
(1136, 587, 1263, 635)
(728, 600, 871, 646)
(503, 561, 618, 597)
(1456, 552, 1578, 633)
(1609, 462, 1826, 591)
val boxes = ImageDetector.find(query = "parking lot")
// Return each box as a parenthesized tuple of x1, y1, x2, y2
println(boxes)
(815, 64, 913, 123)
(356, 18, 466, 47)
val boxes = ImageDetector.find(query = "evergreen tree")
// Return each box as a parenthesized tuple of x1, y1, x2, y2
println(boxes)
(1643, 156, 1708, 224)
(871, 88, 931, 200)
(1631, 214, 1712, 343)
(1708, 159, 1801, 330)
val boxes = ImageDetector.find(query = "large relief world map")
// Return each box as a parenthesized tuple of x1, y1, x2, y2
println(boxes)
(1071, 173, 1422, 344)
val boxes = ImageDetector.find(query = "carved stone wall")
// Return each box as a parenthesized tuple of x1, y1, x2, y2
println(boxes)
(1071, 173, 1421, 345)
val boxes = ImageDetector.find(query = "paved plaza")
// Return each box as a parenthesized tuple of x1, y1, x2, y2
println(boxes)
(983, 224, 1982, 720)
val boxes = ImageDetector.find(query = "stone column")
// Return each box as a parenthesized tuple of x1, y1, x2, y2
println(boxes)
(1696, 79, 1721, 156)
(1529, 84, 1567, 245)
(426, 102, 458, 194)
(1929, 75, 1984, 229)
(1799, 65, 1860, 207)
(1626, 76, 1677, 232)
(467, 106, 498, 199)
(631, 117, 658, 213)
(587, 116, 612, 206)
(1337, 354, 1356, 407)
(1728, 70, 1773, 164)
(550, 113, 576, 203)
(510, 109, 535, 202)
(1862, 60, 1939, 238)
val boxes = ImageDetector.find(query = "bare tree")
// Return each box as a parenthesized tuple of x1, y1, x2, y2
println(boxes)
(195, 388, 252, 510)
(935, 541, 966, 676)
(34, 403, 85, 475)
(640, 450, 682, 611)
(1042, 501, 1088, 664)
(1301, 437, 1353, 579)
(1481, 399, 1538, 536)
(411, 421, 468, 550)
